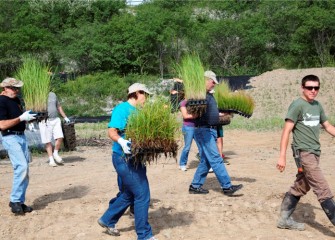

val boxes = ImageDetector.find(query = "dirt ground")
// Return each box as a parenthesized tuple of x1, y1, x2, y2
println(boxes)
(1, 129, 335, 240)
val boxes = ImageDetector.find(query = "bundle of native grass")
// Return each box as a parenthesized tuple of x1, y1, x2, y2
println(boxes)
(16, 56, 51, 121)
(214, 81, 255, 119)
(126, 97, 180, 164)
(177, 54, 206, 117)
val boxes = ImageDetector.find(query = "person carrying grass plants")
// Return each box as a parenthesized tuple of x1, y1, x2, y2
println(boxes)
(276, 74, 335, 230)
(170, 77, 184, 113)
(179, 98, 201, 172)
(38, 92, 70, 167)
(189, 71, 243, 196)
(0, 77, 36, 215)
(98, 83, 157, 240)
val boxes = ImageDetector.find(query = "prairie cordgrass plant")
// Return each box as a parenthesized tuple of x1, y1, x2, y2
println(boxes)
(177, 54, 206, 117)
(16, 56, 51, 112)
(214, 81, 255, 118)
(126, 97, 180, 164)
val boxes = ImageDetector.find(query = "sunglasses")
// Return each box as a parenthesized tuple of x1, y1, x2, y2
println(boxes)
(304, 86, 320, 91)
(138, 90, 149, 95)
(6, 86, 20, 91)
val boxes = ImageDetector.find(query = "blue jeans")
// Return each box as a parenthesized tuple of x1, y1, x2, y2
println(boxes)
(191, 127, 232, 189)
(100, 153, 153, 240)
(179, 125, 197, 166)
(2, 135, 30, 203)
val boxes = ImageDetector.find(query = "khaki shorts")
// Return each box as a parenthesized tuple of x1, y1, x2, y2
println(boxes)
(289, 151, 333, 202)
(39, 117, 64, 144)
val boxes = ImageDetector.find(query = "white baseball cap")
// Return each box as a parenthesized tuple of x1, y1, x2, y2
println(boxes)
(128, 83, 152, 95)
(204, 70, 218, 84)
(0, 77, 24, 88)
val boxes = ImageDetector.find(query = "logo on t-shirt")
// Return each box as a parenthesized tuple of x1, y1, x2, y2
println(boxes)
(302, 113, 319, 127)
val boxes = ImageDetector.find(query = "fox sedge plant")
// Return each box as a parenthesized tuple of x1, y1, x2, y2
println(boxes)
(126, 96, 180, 164)
(16, 56, 51, 112)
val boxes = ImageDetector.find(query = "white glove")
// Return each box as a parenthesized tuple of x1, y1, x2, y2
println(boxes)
(19, 110, 36, 122)
(64, 117, 70, 123)
(117, 138, 131, 154)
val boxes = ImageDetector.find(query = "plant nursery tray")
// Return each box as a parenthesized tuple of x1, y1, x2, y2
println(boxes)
(219, 109, 252, 118)
(30, 111, 48, 122)
(186, 99, 207, 106)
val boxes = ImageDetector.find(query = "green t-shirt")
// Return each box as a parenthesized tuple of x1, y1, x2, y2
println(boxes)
(286, 97, 327, 156)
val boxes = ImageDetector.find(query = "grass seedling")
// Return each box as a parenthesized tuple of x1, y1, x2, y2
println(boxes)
(126, 96, 180, 164)
(16, 56, 51, 112)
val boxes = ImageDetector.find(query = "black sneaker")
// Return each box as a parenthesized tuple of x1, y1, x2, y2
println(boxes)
(189, 185, 209, 194)
(9, 202, 24, 215)
(21, 204, 33, 213)
(222, 184, 243, 196)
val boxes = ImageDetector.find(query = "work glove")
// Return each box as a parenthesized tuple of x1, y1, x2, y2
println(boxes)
(117, 137, 131, 154)
(64, 117, 70, 123)
(19, 110, 36, 122)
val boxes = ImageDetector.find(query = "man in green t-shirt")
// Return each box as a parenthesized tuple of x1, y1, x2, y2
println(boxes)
(276, 75, 335, 230)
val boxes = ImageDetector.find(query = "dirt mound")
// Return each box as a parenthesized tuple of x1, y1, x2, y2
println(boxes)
(246, 68, 335, 119)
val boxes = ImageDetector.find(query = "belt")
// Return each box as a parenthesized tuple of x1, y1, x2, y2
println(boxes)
(196, 125, 217, 129)
(1, 130, 25, 136)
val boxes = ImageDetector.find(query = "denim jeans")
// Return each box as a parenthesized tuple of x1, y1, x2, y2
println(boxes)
(100, 153, 153, 240)
(2, 135, 30, 203)
(179, 125, 197, 167)
(191, 127, 232, 189)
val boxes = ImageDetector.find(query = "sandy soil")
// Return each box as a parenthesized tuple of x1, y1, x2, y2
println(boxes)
(1, 129, 335, 240)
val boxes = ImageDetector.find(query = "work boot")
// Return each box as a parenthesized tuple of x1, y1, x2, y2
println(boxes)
(320, 198, 335, 225)
(277, 192, 305, 231)
(9, 202, 24, 215)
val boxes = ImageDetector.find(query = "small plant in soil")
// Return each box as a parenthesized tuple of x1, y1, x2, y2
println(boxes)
(126, 96, 180, 165)
(176, 54, 206, 117)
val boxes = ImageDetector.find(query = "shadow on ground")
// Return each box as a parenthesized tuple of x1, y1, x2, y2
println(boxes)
(63, 156, 86, 163)
(32, 185, 89, 210)
(296, 202, 335, 237)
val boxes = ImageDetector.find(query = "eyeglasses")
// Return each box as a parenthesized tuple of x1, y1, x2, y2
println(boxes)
(304, 86, 320, 91)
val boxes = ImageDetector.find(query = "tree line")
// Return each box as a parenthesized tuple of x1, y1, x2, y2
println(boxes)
(1, 0, 335, 79)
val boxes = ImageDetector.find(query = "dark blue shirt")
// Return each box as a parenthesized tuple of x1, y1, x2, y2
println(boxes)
(196, 93, 220, 126)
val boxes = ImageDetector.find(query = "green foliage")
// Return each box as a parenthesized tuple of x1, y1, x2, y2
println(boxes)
(126, 97, 179, 143)
(226, 115, 284, 131)
(177, 54, 206, 100)
(1, 0, 335, 78)
(126, 96, 180, 163)
(55, 72, 160, 116)
(215, 81, 255, 117)
(16, 56, 51, 111)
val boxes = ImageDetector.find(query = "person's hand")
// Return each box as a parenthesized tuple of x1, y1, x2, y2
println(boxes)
(19, 110, 36, 122)
(64, 117, 70, 123)
(276, 157, 286, 172)
(117, 138, 131, 154)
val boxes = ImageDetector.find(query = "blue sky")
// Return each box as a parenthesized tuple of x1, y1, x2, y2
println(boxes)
(127, 0, 143, 6)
